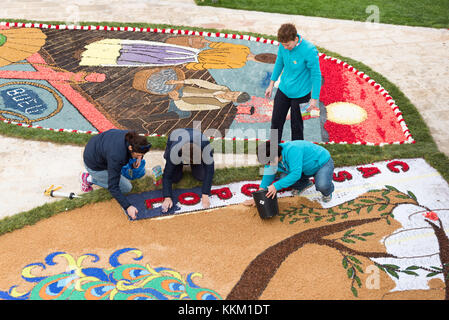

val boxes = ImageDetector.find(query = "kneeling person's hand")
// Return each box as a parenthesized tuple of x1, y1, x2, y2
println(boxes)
(162, 197, 173, 213)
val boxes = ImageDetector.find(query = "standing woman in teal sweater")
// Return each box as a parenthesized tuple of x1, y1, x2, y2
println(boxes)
(265, 23, 322, 143)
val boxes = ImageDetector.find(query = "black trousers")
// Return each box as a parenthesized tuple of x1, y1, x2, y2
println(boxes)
(171, 164, 205, 183)
(270, 89, 311, 143)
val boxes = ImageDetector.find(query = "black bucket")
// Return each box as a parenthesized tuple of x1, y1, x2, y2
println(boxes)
(252, 189, 279, 219)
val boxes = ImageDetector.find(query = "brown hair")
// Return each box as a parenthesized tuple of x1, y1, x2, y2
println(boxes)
(277, 23, 298, 43)
(125, 131, 152, 154)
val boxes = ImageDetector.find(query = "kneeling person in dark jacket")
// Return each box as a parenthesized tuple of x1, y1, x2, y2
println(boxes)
(161, 128, 214, 212)
(81, 129, 151, 220)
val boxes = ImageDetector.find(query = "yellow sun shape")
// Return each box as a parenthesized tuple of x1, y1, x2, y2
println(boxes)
(326, 102, 367, 125)
(0, 28, 47, 67)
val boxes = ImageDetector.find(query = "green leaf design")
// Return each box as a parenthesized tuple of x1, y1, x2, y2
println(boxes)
(342, 257, 348, 269)
(385, 185, 400, 192)
(386, 269, 399, 279)
(426, 272, 441, 277)
(280, 187, 417, 225)
(347, 267, 354, 279)
(354, 276, 362, 288)
(0, 34, 6, 47)
(361, 232, 374, 237)
(383, 264, 400, 270)
(354, 264, 364, 274)
(430, 266, 443, 271)
(360, 199, 375, 203)
(405, 266, 420, 271)
(344, 229, 355, 237)
(351, 286, 358, 297)
(407, 191, 417, 201)
(348, 256, 362, 264)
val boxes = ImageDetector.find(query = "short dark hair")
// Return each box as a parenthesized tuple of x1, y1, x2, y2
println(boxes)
(125, 131, 152, 154)
(277, 23, 297, 43)
(257, 141, 282, 165)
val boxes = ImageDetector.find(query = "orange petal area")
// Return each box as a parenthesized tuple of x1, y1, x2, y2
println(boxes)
(0, 28, 47, 38)
(0, 28, 47, 67)
(0, 56, 14, 67)
(5, 38, 47, 48)
(1, 42, 43, 54)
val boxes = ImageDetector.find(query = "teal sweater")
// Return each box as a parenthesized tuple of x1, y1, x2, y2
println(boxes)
(271, 35, 322, 100)
(260, 140, 331, 191)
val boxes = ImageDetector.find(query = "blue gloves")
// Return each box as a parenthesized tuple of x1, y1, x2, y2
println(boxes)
(121, 158, 146, 180)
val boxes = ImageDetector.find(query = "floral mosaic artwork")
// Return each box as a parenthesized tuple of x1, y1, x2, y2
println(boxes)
(125, 158, 424, 220)
(229, 185, 449, 299)
(1, 159, 447, 300)
(0, 248, 222, 300)
(0, 22, 412, 145)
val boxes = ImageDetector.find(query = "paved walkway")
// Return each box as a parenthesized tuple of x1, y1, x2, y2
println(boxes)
(1, 0, 448, 218)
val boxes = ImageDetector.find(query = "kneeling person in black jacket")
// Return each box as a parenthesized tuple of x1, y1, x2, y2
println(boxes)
(81, 129, 151, 220)
(161, 128, 214, 212)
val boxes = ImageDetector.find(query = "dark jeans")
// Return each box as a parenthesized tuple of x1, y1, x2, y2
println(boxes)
(271, 89, 311, 143)
(171, 164, 205, 183)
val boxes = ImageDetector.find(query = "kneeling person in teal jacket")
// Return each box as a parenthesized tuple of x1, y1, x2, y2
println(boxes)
(248, 140, 334, 204)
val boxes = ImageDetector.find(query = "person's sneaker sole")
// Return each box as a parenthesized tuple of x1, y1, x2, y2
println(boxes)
(80, 172, 93, 192)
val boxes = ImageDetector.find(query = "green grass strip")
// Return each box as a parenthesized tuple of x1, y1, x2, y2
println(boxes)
(195, 0, 449, 29)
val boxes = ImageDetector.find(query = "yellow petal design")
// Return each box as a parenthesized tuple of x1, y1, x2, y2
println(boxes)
(326, 102, 368, 125)
(80, 39, 122, 66)
(0, 28, 47, 67)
